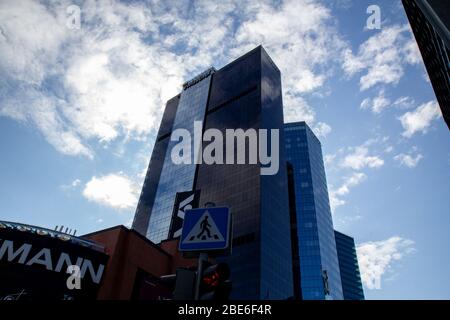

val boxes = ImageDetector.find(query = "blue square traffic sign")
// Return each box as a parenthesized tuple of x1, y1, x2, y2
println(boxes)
(179, 207, 230, 252)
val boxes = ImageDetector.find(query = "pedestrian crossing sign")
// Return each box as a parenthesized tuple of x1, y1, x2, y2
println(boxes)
(179, 207, 230, 251)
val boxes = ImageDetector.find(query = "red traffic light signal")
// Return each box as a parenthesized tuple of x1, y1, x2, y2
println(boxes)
(199, 262, 232, 300)
(202, 262, 230, 287)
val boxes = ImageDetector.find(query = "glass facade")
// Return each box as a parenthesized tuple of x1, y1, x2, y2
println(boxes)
(284, 122, 343, 300)
(133, 95, 180, 236)
(334, 230, 365, 300)
(146, 74, 213, 243)
(197, 47, 293, 299)
(260, 49, 293, 299)
(133, 46, 293, 299)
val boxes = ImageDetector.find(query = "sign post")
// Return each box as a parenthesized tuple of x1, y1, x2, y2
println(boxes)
(179, 205, 231, 300)
(194, 252, 208, 300)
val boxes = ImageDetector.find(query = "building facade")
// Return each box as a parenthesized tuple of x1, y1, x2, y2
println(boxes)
(84, 226, 197, 300)
(334, 230, 365, 300)
(402, 0, 450, 129)
(284, 122, 343, 300)
(133, 46, 293, 299)
(0, 221, 107, 300)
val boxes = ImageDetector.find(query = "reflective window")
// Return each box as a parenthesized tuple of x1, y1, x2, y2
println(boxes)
(284, 122, 343, 300)
(146, 75, 212, 243)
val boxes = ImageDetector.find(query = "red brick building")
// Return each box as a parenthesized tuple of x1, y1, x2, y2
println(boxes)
(84, 225, 198, 300)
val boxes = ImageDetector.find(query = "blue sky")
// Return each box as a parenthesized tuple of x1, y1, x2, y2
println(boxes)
(0, 0, 449, 299)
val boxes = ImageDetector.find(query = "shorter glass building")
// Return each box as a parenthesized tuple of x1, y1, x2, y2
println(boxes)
(284, 122, 343, 300)
(334, 230, 365, 300)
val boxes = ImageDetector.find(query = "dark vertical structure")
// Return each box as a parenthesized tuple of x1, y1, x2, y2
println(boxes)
(287, 162, 302, 299)
(334, 230, 365, 300)
(402, 0, 450, 129)
(284, 122, 343, 300)
(133, 46, 293, 299)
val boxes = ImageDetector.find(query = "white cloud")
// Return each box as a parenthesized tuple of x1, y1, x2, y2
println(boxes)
(329, 193, 346, 213)
(360, 90, 390, 114)
(324, 154, 336, 166)
(335, 172, 367, 196)
(403, 38, 422, 65)
(283, 94, 315, 124)
(234, 0, 345, 95)
(0, 0, 349, 159)
(313, 122, 332, 138)
(0, 89, 94, 158)
(384, 146, 394, 154)
(329, 137, 390, 212)
(335, 213, 362, 227)
(394, 150, 423, 168)
(233, 0, 348, 125)
(329, 196, 343, 213)
(0, 1, 68, 84)
(82, 173, 139, 210)
(393, 96, 415, 109)
(0, 0, 177, 157)
(399, 101, 441, 138)
(342, 48, 365, 75)
(329, 172, 366, 212)
(343, 25, 421, 91)
(357, 236, 415, 290)
(342, 146, 384, 170)
(60, 178, 82, 191)
(334, 0, 354, 10)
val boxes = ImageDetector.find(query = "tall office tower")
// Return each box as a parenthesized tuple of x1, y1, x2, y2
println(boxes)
(133, 46, 293, 299)
(334, 230, 365, 300)
(402, 0, 450, 129)
(284, 122, 343, 300)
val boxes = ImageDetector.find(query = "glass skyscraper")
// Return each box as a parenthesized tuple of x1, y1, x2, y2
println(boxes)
(334, 230, 365, 300)
(284, 122, 343, 300)
(133, 46, 293, 299)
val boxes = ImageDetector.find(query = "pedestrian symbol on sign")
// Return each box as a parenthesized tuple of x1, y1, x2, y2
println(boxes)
(184, 210, 224, 244)
(179, 207, 230, 252)
(196, 215, 214, 240)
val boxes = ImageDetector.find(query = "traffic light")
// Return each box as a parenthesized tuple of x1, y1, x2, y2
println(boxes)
(199, 262, 232, 300)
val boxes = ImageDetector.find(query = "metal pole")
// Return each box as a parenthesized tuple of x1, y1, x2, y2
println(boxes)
(195, 202, 214, 299)
(195, 252, 208, 300)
